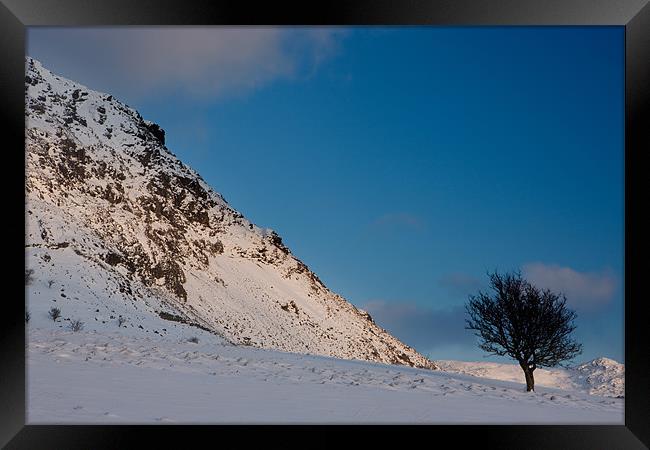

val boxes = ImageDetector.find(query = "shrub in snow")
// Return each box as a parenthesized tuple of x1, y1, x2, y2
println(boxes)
(48, 307, 61, 322)
(25, 311, 30, 323)
(188, 337, 199, 344)
(69, 320, 84, 332)
(25, 269, 34, 285)
(48, 280, 55, 288)
(117, 317, 126, 327)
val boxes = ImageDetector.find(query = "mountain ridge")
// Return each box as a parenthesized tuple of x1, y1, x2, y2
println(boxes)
(25, 56, 436, 369)
(434, 357, 624, 398)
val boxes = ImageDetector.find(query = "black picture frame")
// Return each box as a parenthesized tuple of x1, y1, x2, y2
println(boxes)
(2, 0, 648, 448)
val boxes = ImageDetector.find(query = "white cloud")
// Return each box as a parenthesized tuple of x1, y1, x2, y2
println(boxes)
(523, 263, 617, 310)
(27, 27, 347, 101)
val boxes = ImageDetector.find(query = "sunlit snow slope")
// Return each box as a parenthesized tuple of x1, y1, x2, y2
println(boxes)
(435, 358, 624, 398)
(25, 57, 434, 369)
(27, 328, 623, 424)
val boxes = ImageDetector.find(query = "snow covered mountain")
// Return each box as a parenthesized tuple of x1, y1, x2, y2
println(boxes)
(434, 357, 624, 398)
(573, 357, 625, 397)
(24, 57, 435, 370)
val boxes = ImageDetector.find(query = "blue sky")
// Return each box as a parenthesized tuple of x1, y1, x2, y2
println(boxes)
(28, 26, 624, 364)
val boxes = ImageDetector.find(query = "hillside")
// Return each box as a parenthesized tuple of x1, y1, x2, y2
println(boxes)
(25, 56, 434, 369)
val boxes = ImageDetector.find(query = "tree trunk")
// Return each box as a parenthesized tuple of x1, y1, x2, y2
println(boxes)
(519, 362, 535, 392)
(523, 367, 535, 392)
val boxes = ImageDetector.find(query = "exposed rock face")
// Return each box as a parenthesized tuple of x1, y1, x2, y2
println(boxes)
(25, 57, 436, 369)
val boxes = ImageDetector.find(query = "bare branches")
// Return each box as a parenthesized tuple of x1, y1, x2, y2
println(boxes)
(465, 271, 583, 391)
(69, 319, 84, 332)
(48, 307, 61, 322)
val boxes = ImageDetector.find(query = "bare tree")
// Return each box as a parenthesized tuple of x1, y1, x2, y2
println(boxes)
(48, 307, 61, 322)
(69, 319, 84, 332)
(465, 271, 582, 392)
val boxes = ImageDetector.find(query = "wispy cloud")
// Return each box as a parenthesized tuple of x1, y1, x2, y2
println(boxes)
(438, 272, 482, 298)
(370, 213, 426, 232)
(294, 28, 347, 71)
(523, 262, 617, 310)
(361, 301, 474, 353)
(27, 27, 347, 101)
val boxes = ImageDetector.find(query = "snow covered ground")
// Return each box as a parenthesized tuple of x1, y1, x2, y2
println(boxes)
(27, 326, 623, 424)
(25, 244, 624, 424)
